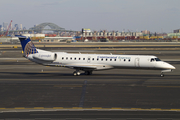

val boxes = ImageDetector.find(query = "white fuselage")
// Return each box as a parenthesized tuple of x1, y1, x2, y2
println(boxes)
(17, 35, 175, 76)
(26, 49, 175, 72)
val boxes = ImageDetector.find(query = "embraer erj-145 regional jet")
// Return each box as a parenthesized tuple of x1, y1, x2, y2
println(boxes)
(17, 35, 175, 77)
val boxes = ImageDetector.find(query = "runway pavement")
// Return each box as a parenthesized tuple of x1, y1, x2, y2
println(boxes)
(0, 62, 179, 108)
(0, 47, 180, 119)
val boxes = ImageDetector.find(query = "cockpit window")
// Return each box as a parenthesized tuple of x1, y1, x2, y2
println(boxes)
(151, 58, 161, 62)
(155, 58, 161, 61)
(150, 58, 155, 62)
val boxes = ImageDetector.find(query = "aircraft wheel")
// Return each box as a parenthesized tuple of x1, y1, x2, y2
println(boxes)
(77, 72, 81, 76)
(89, 71, 92, 75)
(160, 74, 164, 77)
(73, 71, 80, 76)
(85, 71, 92, 75)
(85, 71, 88, 75)
(73, 72, 77, 76)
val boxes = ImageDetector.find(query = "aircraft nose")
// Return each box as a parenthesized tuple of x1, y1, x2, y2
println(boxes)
(170, 64, 176, 69)
(166, 63, 176, 70)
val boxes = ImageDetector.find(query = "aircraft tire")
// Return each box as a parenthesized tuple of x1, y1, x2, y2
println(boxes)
(77, 72, 81, 76)
(85, 71, 92, 75)
(160, 74, 164, 77)
(85, 71, 88, 75)
(73, 71, 80, 76)
(73, 72, 77, 76)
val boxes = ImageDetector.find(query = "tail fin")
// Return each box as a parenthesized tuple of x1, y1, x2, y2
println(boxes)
(16, 35, 38, 56)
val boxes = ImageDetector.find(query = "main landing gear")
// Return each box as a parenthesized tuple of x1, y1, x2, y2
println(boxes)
(73, 70, 93, 76)
(73, 71, 81, 76)
(85, 71, 92, 75)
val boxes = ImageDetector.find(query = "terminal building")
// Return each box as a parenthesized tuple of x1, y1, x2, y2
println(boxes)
(174, 29, 180, 33)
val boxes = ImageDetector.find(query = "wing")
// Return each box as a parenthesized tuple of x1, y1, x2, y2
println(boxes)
(46, 63, 113, 70)
(66, 65, 97, 70)
(46, 63, 97, 70)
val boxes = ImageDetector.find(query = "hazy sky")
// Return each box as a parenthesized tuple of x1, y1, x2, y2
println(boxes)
(0, 0, 180, 32)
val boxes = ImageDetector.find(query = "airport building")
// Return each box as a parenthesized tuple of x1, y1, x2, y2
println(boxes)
(174, 29, 180, 33)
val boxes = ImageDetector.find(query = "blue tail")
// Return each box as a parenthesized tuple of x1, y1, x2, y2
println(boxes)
(16, 35, 38, 56)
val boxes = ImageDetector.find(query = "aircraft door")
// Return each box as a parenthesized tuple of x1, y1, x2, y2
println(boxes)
(87, 56, 91, 63)
(135, 58, 140, 67)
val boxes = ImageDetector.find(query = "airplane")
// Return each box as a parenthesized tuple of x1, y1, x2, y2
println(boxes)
(16, 35, 175, 77)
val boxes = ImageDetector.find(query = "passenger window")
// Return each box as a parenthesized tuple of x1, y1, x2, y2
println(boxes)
(129, 59, 130, 62)
(110, 59, 112, 61)
(106, 59, 108, 61)
(66, 57, 68, 60)
(101, 58, 103, 61)
(114, 59, 116, 61)
(83, 58, 85, 60)
(70, 57, 72, 60)
(124, 59, 126, 61)
(62, 57, 64, 60)
(97, 58, 99, 61)
(74, 58, 76, 60)
(79, 58, 81, 60)
(88, 58, 90, 60)
(92, 58, 94, 61)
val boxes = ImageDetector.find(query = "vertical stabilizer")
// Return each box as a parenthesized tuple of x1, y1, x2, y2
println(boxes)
(16, 35, 38, 56)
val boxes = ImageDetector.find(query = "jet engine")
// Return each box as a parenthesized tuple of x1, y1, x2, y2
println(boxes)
(33, 52, 57, 62)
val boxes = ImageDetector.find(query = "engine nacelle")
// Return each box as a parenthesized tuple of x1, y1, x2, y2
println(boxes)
(33, 52, 57, 62)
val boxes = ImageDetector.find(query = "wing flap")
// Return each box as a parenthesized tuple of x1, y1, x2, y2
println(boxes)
(66, 65, 97, 70)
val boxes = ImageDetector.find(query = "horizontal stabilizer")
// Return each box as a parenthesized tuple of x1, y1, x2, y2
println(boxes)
(15, 35, 27, 39)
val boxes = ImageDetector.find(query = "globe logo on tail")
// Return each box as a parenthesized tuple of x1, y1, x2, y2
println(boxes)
(24, 41, 38, 56)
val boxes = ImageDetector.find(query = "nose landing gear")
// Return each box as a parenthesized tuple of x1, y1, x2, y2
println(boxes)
(160, 69, 173, 77)
(160, 73, 164, 77)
